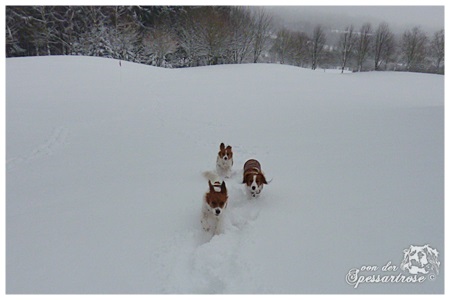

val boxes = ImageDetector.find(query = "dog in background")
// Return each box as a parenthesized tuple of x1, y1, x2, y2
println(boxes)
(216, 143, 233, 178)
(242, 159, 268, 198)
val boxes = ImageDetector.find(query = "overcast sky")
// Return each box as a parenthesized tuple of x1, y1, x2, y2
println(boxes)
(263, 6, 444, 35)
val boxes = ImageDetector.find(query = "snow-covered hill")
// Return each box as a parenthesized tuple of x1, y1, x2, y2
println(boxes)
(6, 56, 444, 294)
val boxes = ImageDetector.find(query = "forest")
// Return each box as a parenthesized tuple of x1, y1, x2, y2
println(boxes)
(5, 6, 445, 74)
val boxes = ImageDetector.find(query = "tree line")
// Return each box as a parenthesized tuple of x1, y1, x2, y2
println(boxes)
(6, 6, 444, 74)
(274, 23, 444, 74)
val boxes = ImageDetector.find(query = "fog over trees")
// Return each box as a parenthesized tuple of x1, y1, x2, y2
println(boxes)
(6, 6, 444, 74)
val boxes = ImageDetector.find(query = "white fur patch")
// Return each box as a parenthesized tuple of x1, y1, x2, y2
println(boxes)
(216, 156, 233, 178)
(201, 198, 225, 235)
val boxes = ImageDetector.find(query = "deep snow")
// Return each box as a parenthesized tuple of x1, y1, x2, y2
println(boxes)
(6, 56, 444, 293)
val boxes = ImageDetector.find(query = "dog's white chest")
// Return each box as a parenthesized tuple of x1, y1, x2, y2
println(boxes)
(201, 202, 224, 234)
(216, 156, 233, 177)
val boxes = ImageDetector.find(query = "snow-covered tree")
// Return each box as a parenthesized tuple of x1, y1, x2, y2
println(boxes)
(143, 26, 177, 67)
(5, 5, 443, 73)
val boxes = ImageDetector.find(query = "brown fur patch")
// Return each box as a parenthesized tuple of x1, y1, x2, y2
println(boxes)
(218, 143, 233, 159)
(205, 180, 228, 209)
(242, 159, 268, 186)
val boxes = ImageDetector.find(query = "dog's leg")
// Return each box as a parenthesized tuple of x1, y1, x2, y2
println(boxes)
(201, 217, 210, 232)
(201, 212, 219, 234)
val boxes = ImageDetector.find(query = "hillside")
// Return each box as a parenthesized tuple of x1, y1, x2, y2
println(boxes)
(6, 56, 444, 294)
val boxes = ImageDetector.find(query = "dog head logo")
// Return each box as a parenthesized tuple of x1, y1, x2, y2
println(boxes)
(400, 245, 440, 276)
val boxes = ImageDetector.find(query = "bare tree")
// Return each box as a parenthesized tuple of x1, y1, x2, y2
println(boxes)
(290, 31, 309, 66)
(5, 7, 25, 56)
(338, 25, 356, 73)
(310, 25, 326, 70)
(251, 7, 273, 63)
(200, 7, 231, 65)
(401, 26, 428, 71)
(174, 7, 231, 66)
(176, 8, 208, 67)
(271, 28, 293, 64)
(50, 7, 77, 55)
(355, 23, 372, 72)
(25, 6, 60, 56)
(429, 29, 444, 73)
(373, 22, 395, 70)
(229, 7, 254, 64)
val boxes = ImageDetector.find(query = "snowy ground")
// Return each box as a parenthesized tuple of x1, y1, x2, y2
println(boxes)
(6, 56, 444, 294)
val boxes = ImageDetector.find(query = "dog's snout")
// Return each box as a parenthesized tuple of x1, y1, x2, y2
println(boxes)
(252, 186, 256, 190)
(215, 209, 221, 215)
(224, 156, 228, 160)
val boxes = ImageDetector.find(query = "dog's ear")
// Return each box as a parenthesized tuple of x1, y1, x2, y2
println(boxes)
(220, 143, 225, 150)
(208, 180, 215, 192)
(261, 173, 268, 185)
(220, 181, 227, 194)
(226, 145, 232, 151)
(242, 173, 248, 184)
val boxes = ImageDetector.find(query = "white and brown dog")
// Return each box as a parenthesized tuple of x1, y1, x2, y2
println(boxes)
(201, 180, 228, 234)
(242, 159, 268, 198)
(216, 143, 233, 178)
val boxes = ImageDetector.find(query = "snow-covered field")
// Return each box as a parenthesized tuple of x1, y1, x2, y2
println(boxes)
(6, 56, 444, 294)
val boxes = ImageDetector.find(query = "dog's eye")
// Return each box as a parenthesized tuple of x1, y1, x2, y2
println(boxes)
(211, 201, 217, 206)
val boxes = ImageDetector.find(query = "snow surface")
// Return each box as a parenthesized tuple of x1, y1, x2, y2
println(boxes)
(6, 56, 444, 294)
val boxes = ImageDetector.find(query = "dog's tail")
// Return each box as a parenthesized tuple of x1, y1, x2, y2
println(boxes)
(202, 170, 220, 182)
